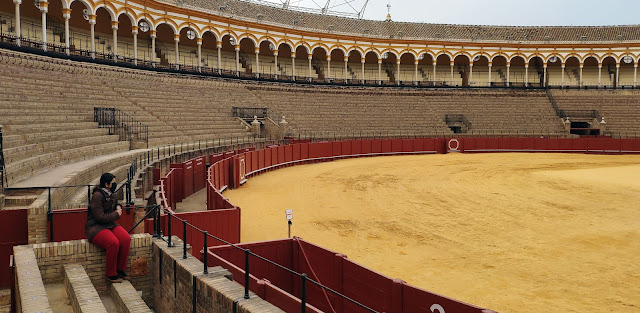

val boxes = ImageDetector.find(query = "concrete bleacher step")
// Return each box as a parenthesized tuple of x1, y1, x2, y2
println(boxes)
(110, 281, 153, 313)
(63, 264, 109, 313)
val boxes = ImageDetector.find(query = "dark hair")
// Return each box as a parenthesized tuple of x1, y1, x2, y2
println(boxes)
(99, 173, 116, 188)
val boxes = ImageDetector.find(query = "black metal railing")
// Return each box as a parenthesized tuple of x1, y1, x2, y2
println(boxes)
(94, 107, 149, 148)
(232, 107, 268, 119)
(134, 205, 380, 313)
(545, 88, 566, 119)
(445, 114, 472, 130)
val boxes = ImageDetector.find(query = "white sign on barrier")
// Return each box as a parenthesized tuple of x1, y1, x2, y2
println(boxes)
(286, 209, 293, 221)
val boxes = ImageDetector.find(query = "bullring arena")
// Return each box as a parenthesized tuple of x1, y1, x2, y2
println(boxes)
(1, 0, 640, 312)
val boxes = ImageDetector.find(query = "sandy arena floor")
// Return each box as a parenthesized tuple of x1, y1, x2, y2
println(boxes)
(218, 153, 639, 313)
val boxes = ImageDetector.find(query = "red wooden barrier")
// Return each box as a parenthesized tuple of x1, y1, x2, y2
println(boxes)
(193, 156, 206, 192)
(0, 209, 28, 288)
(169, 164, 184, 201)
(183, 160, 195, 198)
(352, 140, 362, 155)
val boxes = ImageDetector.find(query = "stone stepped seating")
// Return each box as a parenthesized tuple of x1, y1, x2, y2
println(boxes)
(12, 246, 53, 313)
(551, 89, 640, 135)
(110, 281, 153, 313)
(63, 264, 109, 313)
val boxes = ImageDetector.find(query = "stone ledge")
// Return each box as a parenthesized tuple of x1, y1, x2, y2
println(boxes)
(12, 245, 53, 313)
(63, 264, 108, 313)
(110, 281, 153, 313)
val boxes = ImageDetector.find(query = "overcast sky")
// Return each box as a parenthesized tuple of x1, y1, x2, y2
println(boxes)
(261, 0, 640, 26)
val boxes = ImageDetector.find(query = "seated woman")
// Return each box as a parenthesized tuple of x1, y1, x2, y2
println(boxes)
(85, 173, 131, 283)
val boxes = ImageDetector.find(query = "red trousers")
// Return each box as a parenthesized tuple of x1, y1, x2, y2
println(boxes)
(92, 226, 130, 277)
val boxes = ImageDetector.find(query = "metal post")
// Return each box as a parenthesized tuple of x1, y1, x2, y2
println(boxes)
(152, 206, 158, 238)
(300, 274, 307, 313)
(244, 249, 250, 299)
(183, 219, 188, 259)
(167, 211, 173, 247)
(203, 231, 208, 274)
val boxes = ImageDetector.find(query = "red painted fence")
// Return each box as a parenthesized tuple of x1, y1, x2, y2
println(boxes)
(208, 238, 495, 313)
(0, 209, 28, 288)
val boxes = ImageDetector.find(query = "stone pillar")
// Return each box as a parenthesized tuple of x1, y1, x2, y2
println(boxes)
(524, 63, 528, 87)
(174, 34, 180, 70)
(449, 60, 454, 85)
(62, 8, 70, 54)
(377, 58, 382, 84)
(150, 31, 156, 65)
(326, 56, 331, 80)
(598, 64, 602, 87)
(397, 59, 401, 85)
(291, 52, 296, 78)
(196, 38, 202, 72)
(414, 59, 419, 84)
(89, 15, 96, 59)
(111, 21, 118, 61)
(561, 63, 565, 87)
(132, 26, 138, 65)
(217, 43, 222, 72)
(28, 207, 49, 244)
(14, 0, 21, 46)
(488, 62, 492, 86)
(469, 62, 474, 86)
(40, 1, 48, 51)
(506, 62, 511, 86)
(308, 54, 312, 80)
(634, 63, 638, 87)
(432, 61, 437, 84)
(543, 63, 547, 87)
(234, 45, 240, 74)
(254, 48, 260, 77)
(361, 58, 365, 83)
(579, 64, 583, 87)
(344, 56, 348, 81)
(273, 50, 279, 79)
(278, 116, 288, 139)
(615, 63, 620, 88)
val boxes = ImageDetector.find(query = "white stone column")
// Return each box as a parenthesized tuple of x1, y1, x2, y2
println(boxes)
(131, 27, 138, 65)
(506, 63, 511, 86)
(378, 58, 382, 84)
(449, 61, 454, 85)
(598, 64, 602, 87)
(196, 38, 202, 72)
(62, 8, 70, 55)
(216, 43, 222, 72)
(615, 63, 620, 88)
(432, 61, 436, 84)
(488, 62, 492, 86)
(561, 63, 565, 87)
(414, 60, 419, 84)
(234, 45, 240, 74)
(579, 64, 583, 87)
(326, 56, 331, 79)
(291, 52, 296, 78)
(361, 58, 365, 83)
(344, 56, 348, 81)
(89, 15, 96, 59)
(469, 62, 474, 86)
(40, 1, 48, 51)
(397, 59, 401, 85)
(524, 63, 528, 87)
(254, 48, 260, 77)
(111, 21, 118, 61)
(634, 63, 638, 87)
(174, 34, 180, 70)
(308, 54, 313, 80)
(273, 50, 279, 78)
(543, 63, 547, 87)
(14, 0, 21, 46)
(150, 31, 156, 65)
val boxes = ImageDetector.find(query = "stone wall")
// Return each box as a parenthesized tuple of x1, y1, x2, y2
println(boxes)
(151, 237, 283, 313)
(31, 234, 153, 304)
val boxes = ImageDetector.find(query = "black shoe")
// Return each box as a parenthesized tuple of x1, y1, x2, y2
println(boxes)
(117, 271, 131, 281)
(107, 275, 123, 283)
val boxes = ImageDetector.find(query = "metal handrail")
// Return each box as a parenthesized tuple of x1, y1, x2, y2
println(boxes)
(140, 204, 381, 313)
(0, 125, 6, 191)
(232, 107, 268, 119)
(94, 107, 149, 148)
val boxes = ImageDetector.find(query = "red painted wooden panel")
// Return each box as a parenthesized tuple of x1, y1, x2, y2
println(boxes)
(361, 140, 372, 154)
(0, 209, 28, 287)
(352, 140, 362, 155)
(341, 140, 352, 156)
(403, 284, 488, 313)
(265, 147, 273, 168)
(182, 160, 194, 198)
(533, 137, 548, 150)
(371, 139, 382, 153)
(381, 140, 392, 153)
(332, 141, 342, 157)
(258, 149, 265, 170)
(402, 139, 414, 152)
(285, 145, 293, 163)
(300, 143, 310, 160)
(193, 156, 206, 192)
(391, 139, 403, 153)
(278, 146, 286, 164)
